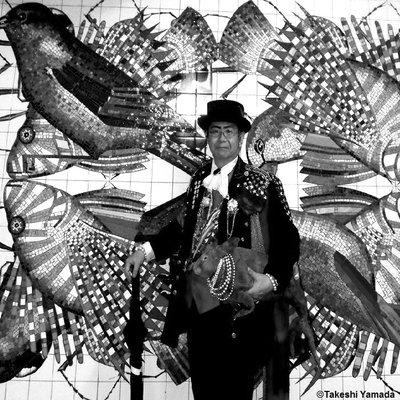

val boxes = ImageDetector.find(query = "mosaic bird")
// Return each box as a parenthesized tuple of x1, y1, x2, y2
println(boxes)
(0, 3, 207, 174)
(3, 179, 136, 372)
(291, 210, 400, 385)
(298, 188, 400, 380)
(263, 7, 400, 182)
(2, 179, 177, 379)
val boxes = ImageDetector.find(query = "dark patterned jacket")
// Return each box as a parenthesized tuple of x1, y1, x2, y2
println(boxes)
(148, 158, 300, 347)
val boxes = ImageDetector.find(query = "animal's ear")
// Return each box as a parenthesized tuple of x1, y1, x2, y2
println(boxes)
(193, 264, 202, 275)
(192, 254, 208, 276)
(228, 237, 240, 248)
(221, 237, 239, 253)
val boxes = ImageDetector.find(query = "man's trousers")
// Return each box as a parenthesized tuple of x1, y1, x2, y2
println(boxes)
(187, 302, 274, 400)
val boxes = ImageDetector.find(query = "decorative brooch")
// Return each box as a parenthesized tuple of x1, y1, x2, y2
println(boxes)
(201, 195, 211, 207)
(226, 197, 239, 238)
(227, 198, 238, 214)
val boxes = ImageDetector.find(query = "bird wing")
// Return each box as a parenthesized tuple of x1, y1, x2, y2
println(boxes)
(295, 210, 400, 383)
(219, 1, 278, 75)
(64, 219, 135, 374)
(262, 11, 386, 173)
(74, 188, 146, 241)
(96, 12, 183, 99)
(50, 44, 196, 134)
(300, 133, 377, 186)
(346, 191, 400, 306)
(50, 46, 132, 117)
(300, 186, 378, 224)
(299, 293, 359, 389)
(97, 86, 196, 134)
(0, 258, 91, 376)
(341, 17, 400, 83)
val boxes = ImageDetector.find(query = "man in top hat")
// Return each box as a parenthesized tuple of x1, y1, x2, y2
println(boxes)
(125, 100, 300, 400)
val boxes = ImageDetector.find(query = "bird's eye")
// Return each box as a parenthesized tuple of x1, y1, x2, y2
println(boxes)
(17, 11, 27, 22)
(17, 126, 35, 144)
(254, 138, 265, 154)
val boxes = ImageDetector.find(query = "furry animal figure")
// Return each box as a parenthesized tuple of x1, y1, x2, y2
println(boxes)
(191, 237, 267, 317)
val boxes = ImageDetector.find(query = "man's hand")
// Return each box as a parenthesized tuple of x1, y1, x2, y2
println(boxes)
(245, 268, 274, 301)
(124, 249, 145, 280)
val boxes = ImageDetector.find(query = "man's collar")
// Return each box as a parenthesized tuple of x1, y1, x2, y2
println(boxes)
(211, 157, 239, 175)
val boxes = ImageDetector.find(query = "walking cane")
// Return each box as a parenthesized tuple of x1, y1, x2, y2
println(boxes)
(129, 274, 146, 400)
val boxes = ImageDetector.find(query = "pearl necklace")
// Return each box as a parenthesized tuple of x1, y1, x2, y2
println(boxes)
(207, 253, 236, 301)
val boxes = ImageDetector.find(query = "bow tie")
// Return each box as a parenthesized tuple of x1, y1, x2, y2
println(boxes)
(202, 167, 229, 198)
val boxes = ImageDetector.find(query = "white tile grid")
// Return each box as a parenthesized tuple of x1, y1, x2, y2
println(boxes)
(0, 0, 400, 399)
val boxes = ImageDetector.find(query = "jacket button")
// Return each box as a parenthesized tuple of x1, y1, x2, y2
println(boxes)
(231, 332, 237, 339)
(244, 222, 248, 227)
(172, 290, 177, 295)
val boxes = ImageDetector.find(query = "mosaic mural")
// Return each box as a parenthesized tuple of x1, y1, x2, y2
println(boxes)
(0, 0, 400, 398)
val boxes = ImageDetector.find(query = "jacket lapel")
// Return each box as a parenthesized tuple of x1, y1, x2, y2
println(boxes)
(228, 157, 246, 198)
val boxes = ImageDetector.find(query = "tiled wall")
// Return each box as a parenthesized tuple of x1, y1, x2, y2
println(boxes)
(0, 0, 399, 399)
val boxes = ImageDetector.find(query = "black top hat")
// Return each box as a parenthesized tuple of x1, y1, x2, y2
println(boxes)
(197, 100, 251, 133)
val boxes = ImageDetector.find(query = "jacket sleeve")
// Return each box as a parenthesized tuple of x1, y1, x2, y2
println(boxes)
(147, 216, 185, 262)
(140, 178, 192, 262)
(261, 176, 300, 291)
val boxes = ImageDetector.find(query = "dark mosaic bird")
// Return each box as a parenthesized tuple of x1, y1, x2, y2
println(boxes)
(0, 3, 207, 174)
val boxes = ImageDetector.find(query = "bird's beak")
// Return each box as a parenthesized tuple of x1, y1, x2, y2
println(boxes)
(0, 15, 9, 29)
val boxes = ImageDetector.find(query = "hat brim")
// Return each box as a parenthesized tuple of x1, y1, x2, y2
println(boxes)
(197, 115, 251, 133)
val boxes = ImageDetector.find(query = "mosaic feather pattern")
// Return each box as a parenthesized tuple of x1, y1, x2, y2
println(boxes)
(76, 17, 106, 49)
(0, 257, 90, 377)
(7, 106, 149, 179)
(346, 191, 400, 305)
(246, 108, 306, 166)
(3, 179, 140, 371)
(2, 179, 182, 378)
(341, 17, 400, 83)
(301, 186, 378, 224)
(219, 0, 279, 75)
(293, 210, 397, 336)
(74, 188, 146, 232)
(2, 1, 400, 389)
(263, 11, 400, 181)
(4, 179, 110, 311)
(160, 7, 218, 73)
(300, 133, 377, 186)
(301, 293, 359, 384)
(294, 212, 400, 381)
(299, 16, 348, 54)
(96, 11, 182, 99)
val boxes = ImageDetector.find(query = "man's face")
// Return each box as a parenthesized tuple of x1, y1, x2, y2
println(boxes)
(207, 121, 243, 165)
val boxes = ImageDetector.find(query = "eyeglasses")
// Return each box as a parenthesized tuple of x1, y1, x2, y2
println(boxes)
(208, 129, 239, 139)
